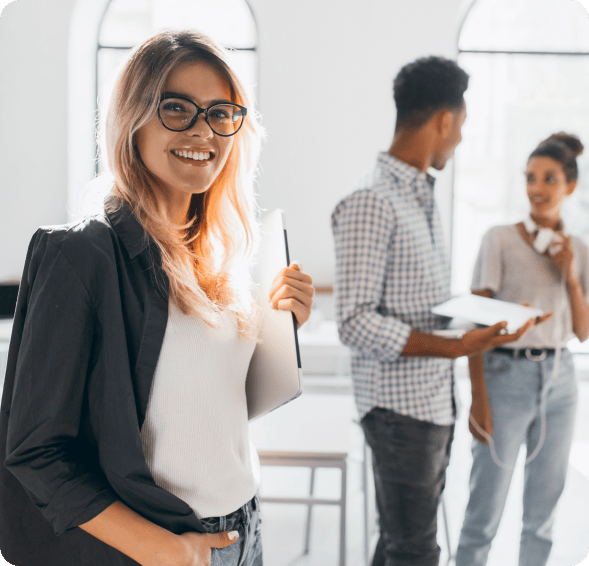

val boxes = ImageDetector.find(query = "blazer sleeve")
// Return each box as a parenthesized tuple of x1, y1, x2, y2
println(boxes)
(4, 230, 118, 536)
(331, 190, 412, 362)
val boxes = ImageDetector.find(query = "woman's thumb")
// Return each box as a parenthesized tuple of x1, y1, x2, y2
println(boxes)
(208, 530, 240, 549)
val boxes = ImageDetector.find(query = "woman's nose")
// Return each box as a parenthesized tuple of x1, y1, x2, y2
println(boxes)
(188, 113, 213, 138)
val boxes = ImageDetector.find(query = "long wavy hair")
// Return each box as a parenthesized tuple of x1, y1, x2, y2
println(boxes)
(103, 30, 263, 341)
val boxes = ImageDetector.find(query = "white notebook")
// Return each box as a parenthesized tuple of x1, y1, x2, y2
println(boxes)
(431, 295, 543, 334)
(246, 210, 303, 421)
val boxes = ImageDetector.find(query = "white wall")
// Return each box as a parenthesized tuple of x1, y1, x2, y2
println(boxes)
(0, 0, 77, 281)
(250, 0, 465, 284)
(0, 0, 467, 284)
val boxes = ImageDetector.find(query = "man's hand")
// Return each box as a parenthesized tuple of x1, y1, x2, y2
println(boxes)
(458, 312, 552, 358)
(469, 391, 493, 444)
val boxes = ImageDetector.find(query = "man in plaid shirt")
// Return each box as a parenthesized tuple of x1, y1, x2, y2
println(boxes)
(332, 57, 536, 566)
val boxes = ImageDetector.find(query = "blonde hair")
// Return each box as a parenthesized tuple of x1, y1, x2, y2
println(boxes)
(103, 30, 263, 341)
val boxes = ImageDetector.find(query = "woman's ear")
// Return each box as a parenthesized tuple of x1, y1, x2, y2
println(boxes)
(566, 180, 577, 196)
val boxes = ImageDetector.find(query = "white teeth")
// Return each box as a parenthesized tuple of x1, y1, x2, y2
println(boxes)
(173, 150, 211, 161)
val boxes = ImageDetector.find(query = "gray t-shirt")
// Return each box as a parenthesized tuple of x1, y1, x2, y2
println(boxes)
(471, 224, 589, 348)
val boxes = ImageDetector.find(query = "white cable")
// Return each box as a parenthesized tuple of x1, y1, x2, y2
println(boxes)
(469, 221, 571, 469)
(469, 344, 561, 470)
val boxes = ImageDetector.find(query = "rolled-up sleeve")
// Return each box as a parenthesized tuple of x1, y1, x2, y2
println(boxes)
(5, 234, 117, 536)
(331, 190, 412, 362)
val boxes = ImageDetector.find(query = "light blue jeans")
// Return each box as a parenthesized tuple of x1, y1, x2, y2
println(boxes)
(455, 349, 578, 566)
(200, 495, 263, 566)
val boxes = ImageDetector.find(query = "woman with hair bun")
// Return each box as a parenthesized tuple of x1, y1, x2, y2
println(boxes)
(455, 133, 589, 566)
(0, 30, 314, 566)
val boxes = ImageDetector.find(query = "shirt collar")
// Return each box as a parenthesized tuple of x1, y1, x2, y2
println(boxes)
(377, 152, 436, 193)
(104, 196, 153, 259)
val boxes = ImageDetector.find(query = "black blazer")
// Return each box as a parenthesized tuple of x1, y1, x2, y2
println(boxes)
(0, 200, 206, 566)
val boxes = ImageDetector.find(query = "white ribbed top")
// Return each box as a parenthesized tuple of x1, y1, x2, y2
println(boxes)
(140, 301, 259, 519)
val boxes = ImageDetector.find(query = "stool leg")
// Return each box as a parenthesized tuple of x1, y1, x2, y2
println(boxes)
(303, 467, 316, 555)
(340, 463, 347, 566)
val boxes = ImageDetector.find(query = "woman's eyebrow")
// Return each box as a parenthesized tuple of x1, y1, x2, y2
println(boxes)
(161, 91, 232, 105)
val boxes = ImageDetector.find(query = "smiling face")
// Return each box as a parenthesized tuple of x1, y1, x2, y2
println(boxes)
(526, 156, 576, 224)
(135, 60, 235, 218)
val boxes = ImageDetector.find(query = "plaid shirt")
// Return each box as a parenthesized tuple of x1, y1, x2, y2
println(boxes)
(331, 152, 456, 425)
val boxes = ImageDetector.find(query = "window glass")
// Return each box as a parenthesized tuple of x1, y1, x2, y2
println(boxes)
(152, 0, 256, 48)
(99, 0, 153, 48)
(459, 0, 589, 52)
(98, 0, 258, 98)
(100, 0, 256, 49)
(454, 0, 589, 353)
(96, 0, 258, 172)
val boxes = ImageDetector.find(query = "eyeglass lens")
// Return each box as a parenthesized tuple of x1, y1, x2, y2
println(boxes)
(159, 98, 245, 135)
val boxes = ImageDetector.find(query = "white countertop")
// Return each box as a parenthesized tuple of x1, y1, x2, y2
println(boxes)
(0, 319, 12, 343)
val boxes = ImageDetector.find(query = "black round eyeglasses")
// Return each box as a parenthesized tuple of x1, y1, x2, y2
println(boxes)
(157, 95, 247, 137)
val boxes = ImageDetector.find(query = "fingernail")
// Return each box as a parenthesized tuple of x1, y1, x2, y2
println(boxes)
(292, 260, 302, 270)
(229, 531, 239, 540)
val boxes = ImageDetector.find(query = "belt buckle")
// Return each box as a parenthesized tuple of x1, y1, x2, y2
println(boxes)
(525, 348, 547, 361)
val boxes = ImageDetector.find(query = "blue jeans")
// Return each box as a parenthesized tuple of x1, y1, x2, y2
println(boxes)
(200, 495, 263, 566)
(361, 407, 454, 566)
(455, 349, 578, 566)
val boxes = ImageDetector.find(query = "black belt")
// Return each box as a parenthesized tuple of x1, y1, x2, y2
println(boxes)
(199, 494, 259, 533)
(494, 347, 560, 361)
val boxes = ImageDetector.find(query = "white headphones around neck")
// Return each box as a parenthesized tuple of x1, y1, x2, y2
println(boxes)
(523, 214, 565, 256)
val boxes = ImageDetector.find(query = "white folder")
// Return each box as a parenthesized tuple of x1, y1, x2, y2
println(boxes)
(431, 294, 543, 334)
(246, 209, 303, 421)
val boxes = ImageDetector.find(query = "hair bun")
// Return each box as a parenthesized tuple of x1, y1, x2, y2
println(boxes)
(544, 132, 584, 158)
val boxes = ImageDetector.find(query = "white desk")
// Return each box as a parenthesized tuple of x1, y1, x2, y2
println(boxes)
(298, 320, 351, 376)
(0, 320, 12, 342)
(249, 394, 356, 566)
(0, 320, 12, 395)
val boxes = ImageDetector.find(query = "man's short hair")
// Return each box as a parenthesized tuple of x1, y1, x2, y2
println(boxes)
(393, 56, 469, 130)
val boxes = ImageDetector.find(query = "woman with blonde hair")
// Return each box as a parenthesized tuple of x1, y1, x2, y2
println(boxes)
(0, 30, 314, 566)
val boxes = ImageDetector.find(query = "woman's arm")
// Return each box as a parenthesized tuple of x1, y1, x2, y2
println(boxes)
(5, 235, 119, 534)
(567, 276, 589, 342)
(79, 501, 237, 566)
(467, 289, 494, 443)
(551, 236, 589, 342)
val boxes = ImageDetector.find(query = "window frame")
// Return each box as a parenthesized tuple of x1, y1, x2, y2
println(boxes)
(95, 0, 260, 175)
(452, 0, 589, 356)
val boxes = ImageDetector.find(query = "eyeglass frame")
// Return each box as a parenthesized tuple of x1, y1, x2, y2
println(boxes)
(157, 94, 248, 137)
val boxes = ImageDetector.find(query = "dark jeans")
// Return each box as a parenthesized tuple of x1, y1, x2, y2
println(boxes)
(200, 495, 263, 566)
(361, 407, 454, 566)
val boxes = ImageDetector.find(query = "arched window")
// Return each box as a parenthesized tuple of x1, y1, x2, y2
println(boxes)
(452, 0, 589, 306)
(67, 0, 258, 213)
(96, 0, 258, 172)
